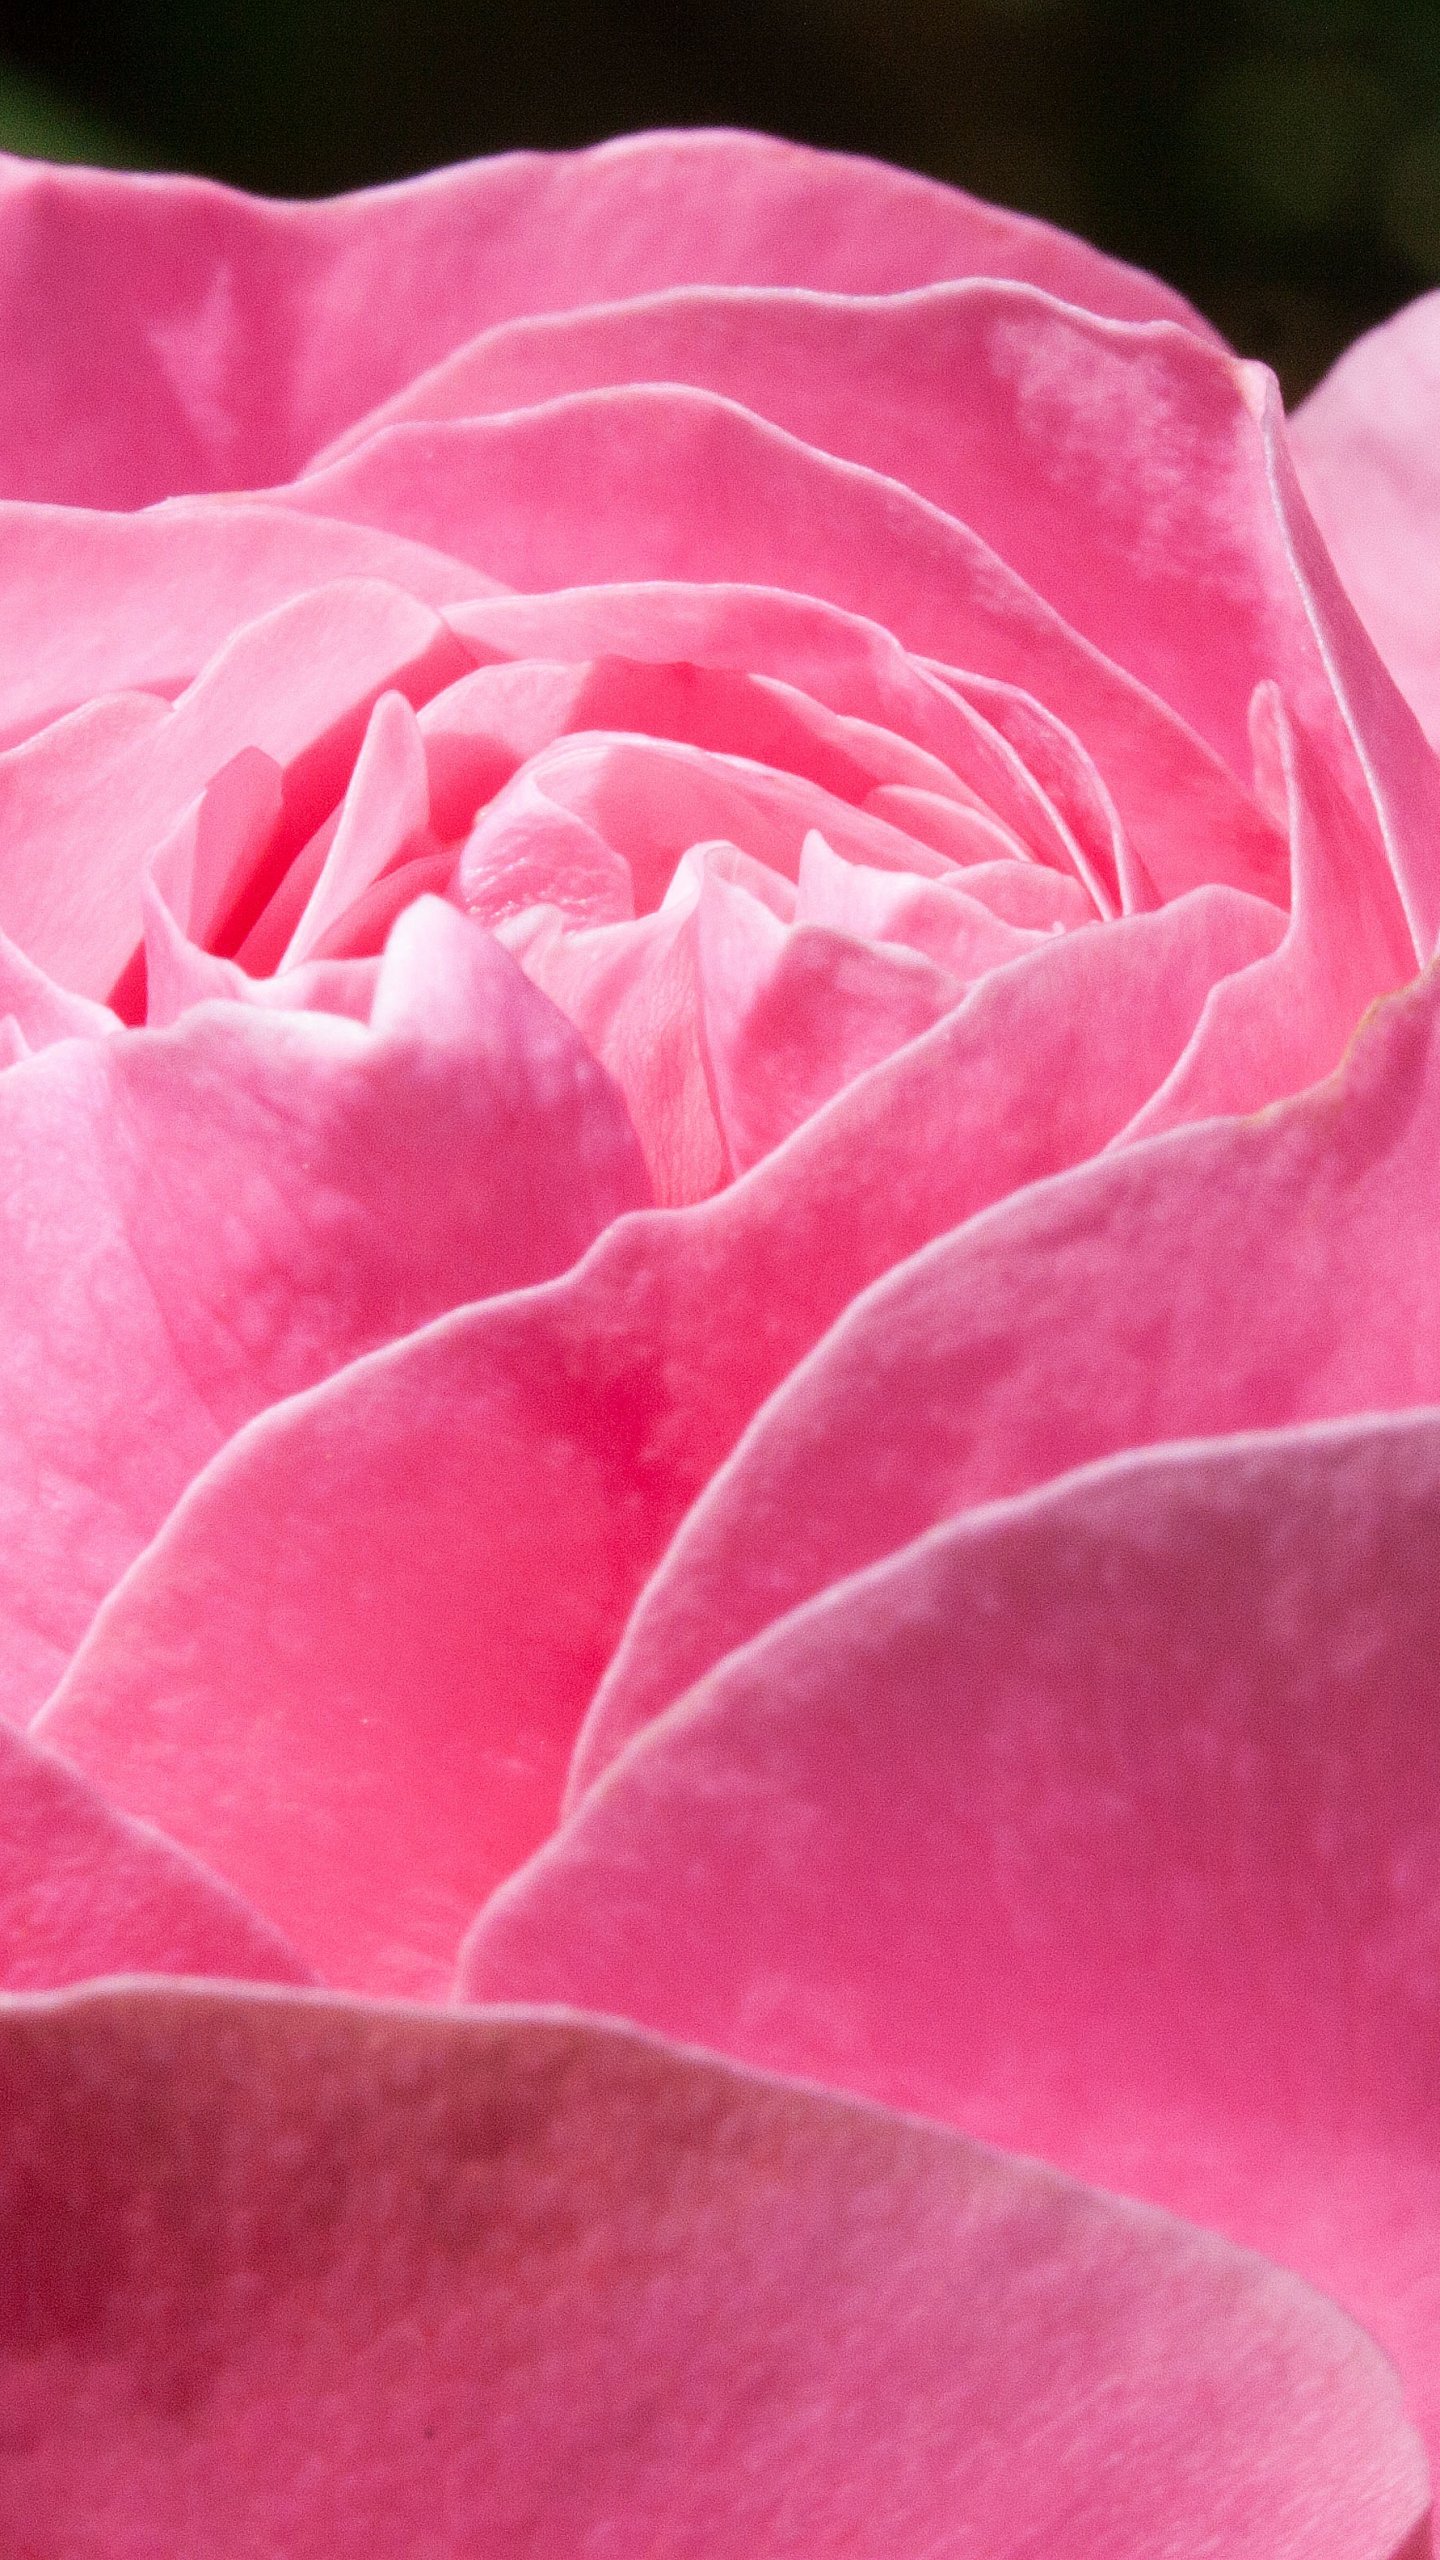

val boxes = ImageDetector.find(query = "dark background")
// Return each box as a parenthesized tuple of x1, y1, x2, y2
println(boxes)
(1, 0, 1436, 401)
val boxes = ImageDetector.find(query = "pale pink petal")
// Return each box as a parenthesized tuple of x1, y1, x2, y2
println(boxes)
(456, 728, 965, 926)
(0, 132, 1218, 506)
(574, 954, 1440, 1789)
(0, 579, 470, 999)
(507, 898, 726, 1206)
(0, 1720, 312, 1988)
(1122, 686, 1415, 1137)
(467, 1414, 1440, 2466)
(0, 498, 484, 747)
(0, 926, 118, 1049)
(142, 886, 379, 1028)
(794, 830, 1054, 972)
(40, 890, 1279, 1961)
(0, 1988, 1424, 2558)
(697, 863, 964, 1172)
(1262, 380, 1440, 959)
(282, 391, 1285, 907)
(1292, 290, 1440, 747)
(418, 642, 980, 847)
(279, 689, 437, 968)
(0, 905, 646, 1723)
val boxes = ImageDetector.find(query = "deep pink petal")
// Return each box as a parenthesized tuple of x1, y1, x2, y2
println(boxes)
(0, 902, 646, 1724)
(0, 131, 1218, 506)
(573, 954, 1440, 1789)
(0, 1987, 1425, 2558)
(0, 1720, 312, 1988)
(466, 1414, 1440, 2465)
(37, 890, 1278, 1974)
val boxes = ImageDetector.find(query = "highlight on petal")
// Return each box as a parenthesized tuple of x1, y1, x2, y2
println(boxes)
(0, 1987, 1424, 2559)
(0, 129, 1218, 507)
(0, 908, 646, 1725)
(466, 1413, 1440, 2465)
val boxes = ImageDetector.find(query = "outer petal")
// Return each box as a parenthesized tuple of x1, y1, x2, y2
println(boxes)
(465, 1414, 1440, 2464)
(573, 955, 1440, 1789)
(1292, 291, 1440, 749)
(0, 130, 1218, 507)
(0, 900, 646, 1724)
(0, 1987, 1425, 2559)
(36, 891, 1279, 1987)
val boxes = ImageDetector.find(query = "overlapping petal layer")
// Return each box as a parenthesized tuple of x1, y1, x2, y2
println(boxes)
(2, 125, 1439, 2543)
(0, 1990, 1427, 2560)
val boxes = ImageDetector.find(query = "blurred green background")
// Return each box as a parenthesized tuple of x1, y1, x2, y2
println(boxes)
(1, 0, 1436, 398)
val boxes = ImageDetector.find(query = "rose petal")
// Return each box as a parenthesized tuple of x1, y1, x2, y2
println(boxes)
(284, 389, 1285, 908)
(573, 954, 1440, 1789)
(0, 578, 470, 999)
(323, 281, 1303, 784)
(0, 1719, 312, 1989)
(0, 1986, 1425, 2558)
(1291, 289, 1440, 748)
(0, 900, 647, 1723)
(1121, 686, 1414, 1137)
(0, 131, 1219, 506)
(0, 499, 484, 749)
(696, 860, 965, 1172)
(37, 890, 1279, 1980)
(466, 1413, 1440, 2464)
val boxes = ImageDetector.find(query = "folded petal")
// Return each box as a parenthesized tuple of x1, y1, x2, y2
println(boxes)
(0, 579, 470, 998)
(0, 499, 482, 748)
(467, 1413, 1440, 2464)
(284, 389, 1285, 908)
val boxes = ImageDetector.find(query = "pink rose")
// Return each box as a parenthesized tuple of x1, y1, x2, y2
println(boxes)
(0, 126, 1436, 2552)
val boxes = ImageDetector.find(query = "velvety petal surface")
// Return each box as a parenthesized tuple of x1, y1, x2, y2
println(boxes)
(0, 1988, 1425, 2559)
(466, 1414, 1440, 2465)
